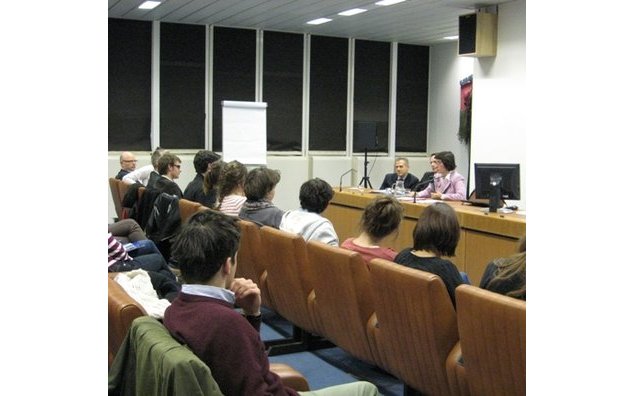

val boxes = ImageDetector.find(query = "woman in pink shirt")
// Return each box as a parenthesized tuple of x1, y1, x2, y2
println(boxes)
(341, 196, 404, 263)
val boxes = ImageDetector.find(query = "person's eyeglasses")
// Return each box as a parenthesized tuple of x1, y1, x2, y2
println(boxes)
(122, 160, 137, 163)
(173, 164, 181, 169)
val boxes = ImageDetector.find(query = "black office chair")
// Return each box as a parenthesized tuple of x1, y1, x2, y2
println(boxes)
(414, 171, 435, 191)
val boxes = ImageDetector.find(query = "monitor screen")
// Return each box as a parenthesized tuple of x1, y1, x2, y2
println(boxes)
(474, 163, 520, 200)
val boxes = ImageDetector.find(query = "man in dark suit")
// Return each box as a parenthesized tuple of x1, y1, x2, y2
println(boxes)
(380, 157, 419, 190)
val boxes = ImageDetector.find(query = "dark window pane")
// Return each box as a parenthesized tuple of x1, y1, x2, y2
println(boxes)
(263, 31, 303, 152)
(396, 44, 430, 152)
(212, 27, 256, 152)
(309, 35, 348, 151)
(160, 23, 206, 149)
(353, 40, 390, 153)
(108, 18, 152, 151)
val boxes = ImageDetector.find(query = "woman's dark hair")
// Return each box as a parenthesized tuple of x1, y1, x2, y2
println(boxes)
(360, 196, 404, 240)
(171, 210, 241, 284)
(434, 151, 457, 171)
(412, 202, 460, 256)
(299, 178, 334, 214)
(203, 160, 226, 208)
(244, 167, 281, 201)
(218, 160, 247, 202)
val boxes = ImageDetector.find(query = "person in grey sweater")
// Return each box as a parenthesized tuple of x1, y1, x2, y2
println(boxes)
(239, 167, 286, 228)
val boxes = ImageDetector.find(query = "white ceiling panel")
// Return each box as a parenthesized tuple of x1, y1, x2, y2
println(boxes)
(108, 0, 518, 45)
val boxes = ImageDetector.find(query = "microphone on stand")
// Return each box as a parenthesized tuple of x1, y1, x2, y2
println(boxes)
(412, 176, 436, 203)
(339, 168, 357, 192)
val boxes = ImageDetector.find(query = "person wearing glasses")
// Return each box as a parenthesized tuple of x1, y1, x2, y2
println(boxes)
(415, 151, 466, 201)
(155, 153, 183, 198)
(115, 152, 137, 180)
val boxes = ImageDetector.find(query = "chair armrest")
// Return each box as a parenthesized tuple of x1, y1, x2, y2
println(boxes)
(270, 363, 310, 392)
(446, 342, 470, 396)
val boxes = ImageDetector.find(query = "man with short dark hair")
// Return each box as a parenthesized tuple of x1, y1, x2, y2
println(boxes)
(279, 178, 338, 246)
(164, 211, 379, 396)
(379, 157, 419, 190)
(183, 150, 220, 207)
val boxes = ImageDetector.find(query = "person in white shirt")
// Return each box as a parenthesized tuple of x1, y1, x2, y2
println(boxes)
(279, 178, 338, 246)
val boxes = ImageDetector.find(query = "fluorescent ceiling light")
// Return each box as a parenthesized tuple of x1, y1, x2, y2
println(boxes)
(375, 0, 406, 6)
(138, 1, 161, 10)
(307, 18, 332, 25)
(443, 36, 459, 40)
(338, 8, 367, 16)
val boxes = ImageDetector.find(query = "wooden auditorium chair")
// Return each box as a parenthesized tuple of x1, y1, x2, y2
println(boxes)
(368, 258, 460, 396)
(447, 285, 526, 396)
(109, 178, 122, 221)
(108, 274, 146, 368)
(178, 198, 204, 224)
(306, 241, 382, 367)
(259, 226, 323, 339)
(235, 220, 272, 309)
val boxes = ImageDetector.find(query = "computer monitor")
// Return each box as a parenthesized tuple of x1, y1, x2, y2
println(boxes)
(474, 163, 520, 211)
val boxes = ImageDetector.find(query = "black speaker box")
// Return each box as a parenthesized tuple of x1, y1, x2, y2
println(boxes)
(458, 12, 497, 57)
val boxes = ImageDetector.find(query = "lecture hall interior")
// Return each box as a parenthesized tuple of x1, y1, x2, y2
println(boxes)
(107, 0, 527, 395)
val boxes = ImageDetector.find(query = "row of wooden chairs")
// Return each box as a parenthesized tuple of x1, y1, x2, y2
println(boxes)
(235, 220, 526, 396)
(109, 177, 208, 225)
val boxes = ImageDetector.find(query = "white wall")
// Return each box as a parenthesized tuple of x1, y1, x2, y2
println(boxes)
(428, 42, 473, 185)
(468, 0, 526, 210)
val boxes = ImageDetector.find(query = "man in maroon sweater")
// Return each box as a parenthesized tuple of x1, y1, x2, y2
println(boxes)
(164, 210, 379, 396)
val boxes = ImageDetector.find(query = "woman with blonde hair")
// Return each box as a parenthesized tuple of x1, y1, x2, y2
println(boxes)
(341, 196, 404, 263)
(479, 236, 526, 300)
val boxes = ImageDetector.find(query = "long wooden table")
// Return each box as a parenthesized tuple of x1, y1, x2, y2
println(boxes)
(322, 188, 526, 286)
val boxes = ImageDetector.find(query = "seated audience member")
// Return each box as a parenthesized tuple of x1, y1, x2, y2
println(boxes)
(394, 202, 464, 305)
(379, 157, 419, 190)
(341, 196, 403, 263)
(202, 160, 226, 210)
(108, 218, 146, 243)
(122, 147, 166, 188)
(108, 219, 166, 257)
(218, 160, 248, 216)
(155, 153, 183, 198)
(108, 232, 176, 282)
(279, 178, 338, 246)
(239, 167, 286, 228)
(183, 150, 221, 208)
(115, 152, 137, 180)
(415, 151, 466, 201)
(479, 236, 526, 300)
(164, 211, 379, 396)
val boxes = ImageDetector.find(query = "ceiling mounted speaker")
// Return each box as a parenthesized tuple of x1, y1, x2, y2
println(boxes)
(458, 12, 497, 57)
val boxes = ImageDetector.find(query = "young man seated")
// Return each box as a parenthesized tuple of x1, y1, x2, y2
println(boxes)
(163, 211, 379, 396)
